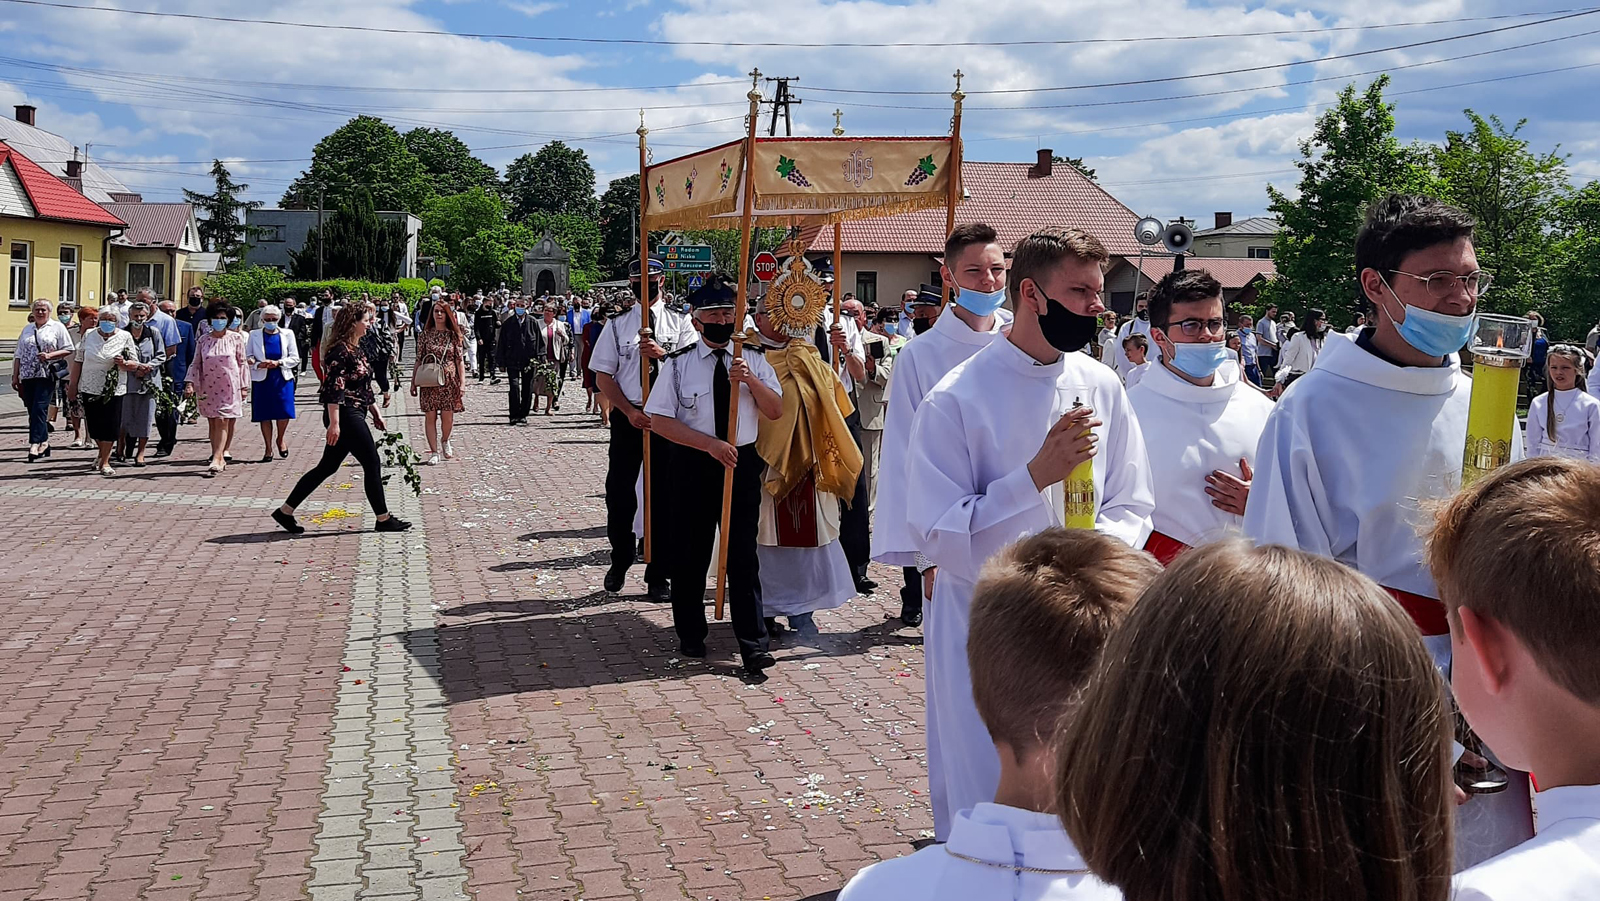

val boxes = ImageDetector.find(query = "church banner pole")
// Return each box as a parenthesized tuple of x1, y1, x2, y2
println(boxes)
(713, 70, 764, 622)
(637, 111, 655, 564)
(941, 70, 964, 309)
(831, 112, 845, 374)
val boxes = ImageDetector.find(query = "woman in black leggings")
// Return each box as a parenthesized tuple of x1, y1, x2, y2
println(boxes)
(273, 302, 411, 534)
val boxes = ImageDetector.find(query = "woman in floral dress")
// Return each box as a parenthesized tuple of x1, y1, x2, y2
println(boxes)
(411, 298, 467, 465)
(184, 301, 250, 475)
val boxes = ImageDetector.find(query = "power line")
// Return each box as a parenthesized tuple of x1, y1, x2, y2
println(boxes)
(0, 0, 1592, 48)
(802, 7, 1600, 94)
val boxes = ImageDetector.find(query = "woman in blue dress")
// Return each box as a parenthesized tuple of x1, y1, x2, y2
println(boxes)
(247, 304, 300, 462)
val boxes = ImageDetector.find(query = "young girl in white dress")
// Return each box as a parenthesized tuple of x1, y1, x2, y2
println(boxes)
(1526, 345, 1600, 462)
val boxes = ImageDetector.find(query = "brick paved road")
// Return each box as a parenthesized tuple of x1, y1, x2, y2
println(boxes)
(0, 371, 931, 901)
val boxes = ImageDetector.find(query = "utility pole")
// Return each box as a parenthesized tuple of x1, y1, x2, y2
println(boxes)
(316, 182, 325, 281)
(764, 76, 801, 137)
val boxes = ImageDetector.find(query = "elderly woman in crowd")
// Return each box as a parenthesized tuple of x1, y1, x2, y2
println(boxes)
(11, 299, 76, 462)
(64, 305, 99, 447)
(248, 303, 300, 462)
(185, 300, 250, 475)
(115, 300, 168, 467)
(69, 306, 138, 476)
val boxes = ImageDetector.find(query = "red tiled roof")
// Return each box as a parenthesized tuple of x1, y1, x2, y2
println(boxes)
(0, 141, 125, 228)
(1118, 255, 1276, 289)
(810, 160, 1145, 256)
(104, 201, 193, 248)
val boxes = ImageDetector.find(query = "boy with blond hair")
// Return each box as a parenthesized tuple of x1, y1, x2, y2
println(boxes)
(1430, 456, 1600, 897)
(839, 528, 1159, 900)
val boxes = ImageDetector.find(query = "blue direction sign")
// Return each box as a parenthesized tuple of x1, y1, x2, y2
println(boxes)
(687, 275, 705, 291)
(659, 244, 714, 272)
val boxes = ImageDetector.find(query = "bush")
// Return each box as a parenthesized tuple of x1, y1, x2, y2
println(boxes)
(203, 265, 286, 306)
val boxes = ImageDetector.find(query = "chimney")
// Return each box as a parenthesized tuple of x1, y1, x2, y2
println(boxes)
(1028, 148, 1053, 178)
(1214, 211, 1233, 230)
(66, 159, 83, 179)
(14, 104, 36, 127)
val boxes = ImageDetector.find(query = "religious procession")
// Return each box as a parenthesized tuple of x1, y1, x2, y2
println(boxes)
(577, 69, 1600, 900)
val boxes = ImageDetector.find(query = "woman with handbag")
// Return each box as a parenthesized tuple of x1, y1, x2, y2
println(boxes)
(248, 304, 300, 462)
(11, 299, 75, 463)
(412, 298, 466, 465)
(116, 301, 168, 467)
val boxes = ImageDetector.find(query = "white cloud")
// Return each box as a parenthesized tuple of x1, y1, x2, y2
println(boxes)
(505, 1, 562, 16)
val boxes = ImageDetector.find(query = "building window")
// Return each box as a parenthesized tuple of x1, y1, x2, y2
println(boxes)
(1247, 246, 1272, 259)
(257, 224, 286, 243)
(855, 271, 877, 308)
(8, 242, 29, 307)
(930, 270, 943, 289)
(59, 245, 78, 305)
(127, 262, 167, 296)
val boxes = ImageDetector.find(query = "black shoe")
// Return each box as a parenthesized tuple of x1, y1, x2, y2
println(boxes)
(900, 607, 923, 627)
(679, 641, 707, 659)
(153, 448, 172, 458)
(604, 564, 628, 593)
(791, 620, 822, 641)
(854, 579, 878, 594)
(647, 582, 672, 602)
(637, 537, 646, 558)
(375, 516, 412, 533)
(742, 665, 770, 684)
(260, 453, 275, 463)
(271, 509, 305, 534)
(746, 651, 776, 671)
(764, 617, 785, 635)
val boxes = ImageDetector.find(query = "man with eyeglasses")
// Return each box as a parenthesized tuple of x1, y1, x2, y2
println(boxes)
(1126, 269, 1272, 565)
(1245, 193, 1531, 866)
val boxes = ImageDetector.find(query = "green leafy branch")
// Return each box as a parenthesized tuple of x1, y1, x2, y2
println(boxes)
(378, 430, 425, 497)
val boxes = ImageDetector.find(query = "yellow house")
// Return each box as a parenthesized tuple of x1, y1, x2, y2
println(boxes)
(1, 140, 124, 341)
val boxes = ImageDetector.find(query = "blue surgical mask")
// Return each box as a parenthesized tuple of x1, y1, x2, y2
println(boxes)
(229, 317, 241, 329)
(1168, 341, 1231, 380)
(515, 307, 528, 317)
(59, 313, 72, 324)
(952, 283, 1006, 316)
(97, 321, 117, 335)
(1379, 276, 1475, 357)
(211, 318, 228, 332)
(263, 320, 279, 332)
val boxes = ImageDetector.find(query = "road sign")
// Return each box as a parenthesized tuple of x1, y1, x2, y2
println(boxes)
(687, 275, 704, 291)
(752, 251, 780, 282)
(658, 244, 714, 272)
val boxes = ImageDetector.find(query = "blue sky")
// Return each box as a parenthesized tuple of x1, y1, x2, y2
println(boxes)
(0, 0, 1596, 227)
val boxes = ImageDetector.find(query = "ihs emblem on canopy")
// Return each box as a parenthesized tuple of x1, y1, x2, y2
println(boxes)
(765, 254, 829, 338)
(841, 149, 873, 188)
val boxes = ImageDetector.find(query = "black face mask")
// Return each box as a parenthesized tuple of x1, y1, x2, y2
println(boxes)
(701, 321, 736, 345)
(188, 297, 202, 307)
(1135, 308, 1149, 321)
(911, 317, 934, 335)
(1035, 288, 1100, 353)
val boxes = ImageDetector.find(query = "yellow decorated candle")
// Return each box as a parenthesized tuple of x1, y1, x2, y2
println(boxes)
(1462, 314, 1533, 486)
(1063, 399, 1096, 529)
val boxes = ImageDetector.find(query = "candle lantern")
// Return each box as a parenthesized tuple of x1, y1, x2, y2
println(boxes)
(1463, 314, 1533, 486)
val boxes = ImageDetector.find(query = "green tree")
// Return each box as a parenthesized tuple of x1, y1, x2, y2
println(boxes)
(505, 141, 599, 220)
(1547, 181, 1600, 339)
(420, 188, 509, 266)
(282, 116, 432, 213)
(1052, 155, 1097, 182)
(287, 190, 410, 281)
(1264, 76, 1440, 325)
(203, 265, 286, 306)
(403, 127, 501, 197)
(598, 175, 644, 278)
(1434, 111, 1568, 317)
(452, 221, 540, 292)
(182, 160, 263, 267)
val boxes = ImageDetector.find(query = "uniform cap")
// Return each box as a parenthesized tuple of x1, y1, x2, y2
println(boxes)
(909, 284, 943, 307)
(687, 277, 737, 310)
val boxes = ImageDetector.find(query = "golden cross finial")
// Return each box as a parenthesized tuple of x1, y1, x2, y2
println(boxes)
(748, 68, 763, 102)
(952, 69, 966, 101)
(637, 109, 647, 137)
(832, 109, 844, 137)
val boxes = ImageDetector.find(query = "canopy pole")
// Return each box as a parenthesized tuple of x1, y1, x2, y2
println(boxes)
(637, 111, 655, 564)
(713, 69, 763, 622)
(831, 109, 845, 373)
(941, 70, 965, 309)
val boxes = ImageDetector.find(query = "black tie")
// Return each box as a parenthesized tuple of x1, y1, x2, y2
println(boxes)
(713, 349, 730, 442)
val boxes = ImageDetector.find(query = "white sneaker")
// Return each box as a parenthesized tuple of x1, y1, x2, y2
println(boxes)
(427, 453, 440, 466)
(443, 441, 454, 459)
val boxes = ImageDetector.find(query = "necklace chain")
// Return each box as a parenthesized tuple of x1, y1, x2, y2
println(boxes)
(943, 846, 1090, 875)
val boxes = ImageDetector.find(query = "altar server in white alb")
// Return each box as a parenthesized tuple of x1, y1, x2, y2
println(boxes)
(1526, 344, 1600, 462)
(838, 529, 1155, 901)
(1432, 458, 1600, 901)
(1111, 292, 1155, 377)
(906, 226, 1154, 839)
(1244, 193, 1531, 867)
(872, 223, 1013, 628)
(1127, 268, 1273, 565)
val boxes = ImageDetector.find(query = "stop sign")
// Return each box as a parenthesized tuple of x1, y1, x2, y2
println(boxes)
(752, 251, 779, 282)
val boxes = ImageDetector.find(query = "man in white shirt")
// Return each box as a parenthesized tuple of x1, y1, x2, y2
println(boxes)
(873, 224, 1013, 629)
(1244, 193, 1532, 867)
(645, 278, 782, 682)
(1253, 303, 1280, 377)
(905, 226, 1154, 839)
(1111, 293, 1154, 377)
(1128, 269, 1272, 564)
(896, 289, 918, 338)
(104, 289, 132, 327)
(590, 257, 699, 600)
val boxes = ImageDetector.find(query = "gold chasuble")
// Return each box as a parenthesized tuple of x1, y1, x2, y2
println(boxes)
(755, 340, 863, 548)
